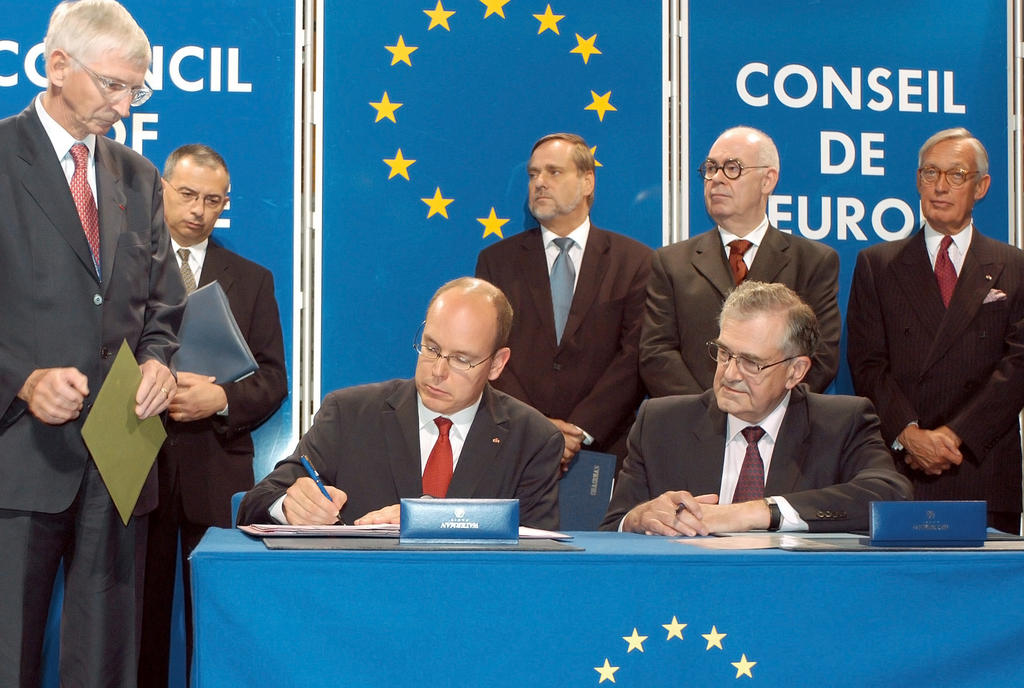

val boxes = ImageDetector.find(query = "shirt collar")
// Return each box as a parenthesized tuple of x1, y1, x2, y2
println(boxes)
(35, 92, 96, 162)
(171, 236, 210, 267)
(541, 216, 591, 253)
(416, 393, 482, 440)
(718, 215, 770, 249)
(923, 220, 973, 256)
(726, 389, 791, 444)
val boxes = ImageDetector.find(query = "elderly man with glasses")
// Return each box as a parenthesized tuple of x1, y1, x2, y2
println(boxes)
(0, 1, 184, 685)
(640, 125, 841, 398)
(847, 128, 1024, 535)
(602, 281, 910, 535)
(238, 277, 563, 530)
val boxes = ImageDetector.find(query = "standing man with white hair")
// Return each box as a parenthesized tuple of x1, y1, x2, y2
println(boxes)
(848, 128, 1024, 534)
(640, 126, 841, 397)
(0, 1, 185, 684)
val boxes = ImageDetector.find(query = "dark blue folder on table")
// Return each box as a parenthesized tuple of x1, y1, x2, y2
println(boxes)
(559, 450, 616, 530)
(171, 281, 258, 383)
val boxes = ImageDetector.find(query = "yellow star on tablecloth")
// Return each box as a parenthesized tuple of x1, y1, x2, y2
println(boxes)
(369, 92, 403, 123)
(383, 149, 416, 180)
(622, 628, 648, 653)
(594, 658, 619, 684)
(385, 35, 418, 66)
(732, 654, 756, 678)
(424, 1, 455, 31)
(702, 625, 726, 650)
(480, 0, 510, 19)
(477, 207, 509, 238)
(662, 616, 687, 640)
(590, 145, 602, 167)
(533, 4, 565, 34)
(421, 187, 454, 218)
(585, 90, 617, 121)
(571, 33, 601, 63)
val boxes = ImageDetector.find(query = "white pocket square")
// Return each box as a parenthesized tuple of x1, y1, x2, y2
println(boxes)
(983, 289, 1007, 304)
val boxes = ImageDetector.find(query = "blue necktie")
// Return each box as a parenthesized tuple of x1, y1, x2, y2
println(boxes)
(550, 237, 576, 344)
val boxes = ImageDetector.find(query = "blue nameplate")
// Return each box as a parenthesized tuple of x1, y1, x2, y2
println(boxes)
(870, 501, 986, 547)
(400, 498, 519, 544)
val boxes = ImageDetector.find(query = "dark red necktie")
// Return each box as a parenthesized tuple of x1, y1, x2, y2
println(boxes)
(733, 425, 766, 503)
(935, 235, 957, 308)
(422, 417, 453, 497)
(70, 143, 100, 276)
(728, 239, 752, 285)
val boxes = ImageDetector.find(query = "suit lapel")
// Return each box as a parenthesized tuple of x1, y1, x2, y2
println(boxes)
(517, 229, 559, 346)
(764, 387, 811, 494)
(16, 106, 99, 283)
(382, 382, 426, 497)
(747, 226, 791, 283)
(198, 241, 234, 292)
(561, 227, 608, 345)
(448, 386, 508, 496)
(95, 138, 126, 292)
(891, 231, 946, 337)
(690, 229, 734, 299)
(925, 232, 1004, 368)
(688, 392, 730, 489)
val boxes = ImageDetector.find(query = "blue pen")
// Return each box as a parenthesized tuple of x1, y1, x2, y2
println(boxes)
(299, 455, 344, 524)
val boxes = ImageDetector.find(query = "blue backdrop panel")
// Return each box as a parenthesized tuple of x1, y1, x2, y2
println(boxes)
(321, 0, 663, 393)
(687, 0, 1011, 393)
(0, 3, 297, 686)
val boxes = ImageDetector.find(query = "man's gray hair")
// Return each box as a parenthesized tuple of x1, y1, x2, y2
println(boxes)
(718, 281, 819, 357)
(918, 127, 989, 176)
(45, 0, 151, 70)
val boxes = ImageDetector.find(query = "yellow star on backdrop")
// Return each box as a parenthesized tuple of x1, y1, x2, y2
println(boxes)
(594, 659, 619, 684)
(732, 654, 756, 679)
(702, 626, 726, 650)
(424, 1, 455, 31)
(571, 33, 601, 63)
(421, 187, 454, 218)
(477, 207, 509, 238)
(480, 0, 510, 19)
(369, 92, 403, 123)
(585, 90, 617, 121)
(385, 35, 418, 66)
(533, 4, 565, 34)
(622, 628, 648, 653)
(662, 616, 687, 640)
(383, 149, 416, 180)
(590, 145, 602, 167)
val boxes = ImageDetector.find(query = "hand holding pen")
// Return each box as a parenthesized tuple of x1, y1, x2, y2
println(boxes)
(282, 455, 347, 525)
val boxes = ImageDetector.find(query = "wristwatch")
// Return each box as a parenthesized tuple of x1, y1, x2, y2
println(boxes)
(764, 497, 781, 532)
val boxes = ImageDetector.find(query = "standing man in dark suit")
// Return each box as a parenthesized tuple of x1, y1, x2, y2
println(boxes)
(602, 282, 910, 535)
(238, 277, 562, 530)
(0, 2, 185, 685)
(139, 145, 288, 686)
(848, 128, 1024, 534)
(640, 126, 840, 397)
(476, 133, 651, 471)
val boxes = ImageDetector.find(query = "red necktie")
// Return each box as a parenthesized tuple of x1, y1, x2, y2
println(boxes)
(935, 235, 957, 308)
(733, 426, 766, 503)
(422, 417, 454, 497)
(70, 143, 100, 276)
(728, 239, 752, 285)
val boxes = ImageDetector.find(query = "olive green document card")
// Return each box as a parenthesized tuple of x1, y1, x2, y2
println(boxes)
(82, 340, 167, 525)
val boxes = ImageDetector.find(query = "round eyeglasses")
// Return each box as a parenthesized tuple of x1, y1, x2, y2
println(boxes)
(698, 159, 770, 181)
(917, 166, 979, 189)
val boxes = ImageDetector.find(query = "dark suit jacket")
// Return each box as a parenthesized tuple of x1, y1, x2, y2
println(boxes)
(238, 380, 563, 529)
(475, 226, 651, 458)
(0, 103, 185, 515)
(640, 225, 840, 396)
(600, 386, 911, 531)
(847, 229, 1024, 512)
(160, 241, 287, 527)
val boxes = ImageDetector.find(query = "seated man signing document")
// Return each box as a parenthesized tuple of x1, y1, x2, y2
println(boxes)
(601, 281, 911, 535)
(238, 277, 563, 530)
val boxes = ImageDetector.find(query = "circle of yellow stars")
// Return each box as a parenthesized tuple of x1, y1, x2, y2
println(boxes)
(368, 0, 618, 239)
(593, 615, 757, 683)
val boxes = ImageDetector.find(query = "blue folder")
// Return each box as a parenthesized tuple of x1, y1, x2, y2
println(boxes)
(171, 281, 258, 383)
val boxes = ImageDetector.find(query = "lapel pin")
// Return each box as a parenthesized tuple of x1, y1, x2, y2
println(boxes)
(118, 204, 125, 211)
(985, 275, 992, 280)
(492, 437, 500, 444)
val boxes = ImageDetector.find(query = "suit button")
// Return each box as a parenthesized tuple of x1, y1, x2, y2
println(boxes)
(552, 362, 562, 371)
(93, 294, 103, 306)
(101, 347, 111, 359)
(817, 510, 826, 518)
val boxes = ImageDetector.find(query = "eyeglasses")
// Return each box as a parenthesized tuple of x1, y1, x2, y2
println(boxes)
(917, 166, 979, 189)
(698, 158, 770, 181)
(414, 323, 495, 372)
(68, 53, 152, 107)
(164, 179, 226, 210)
(706, 340, 798, 377)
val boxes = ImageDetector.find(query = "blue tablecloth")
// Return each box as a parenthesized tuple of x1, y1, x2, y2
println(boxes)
(190, 528, 1024, 687)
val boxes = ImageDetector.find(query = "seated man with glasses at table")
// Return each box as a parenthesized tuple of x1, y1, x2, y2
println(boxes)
(238, 277, 563, 529)
(601, 281, 911, 535)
